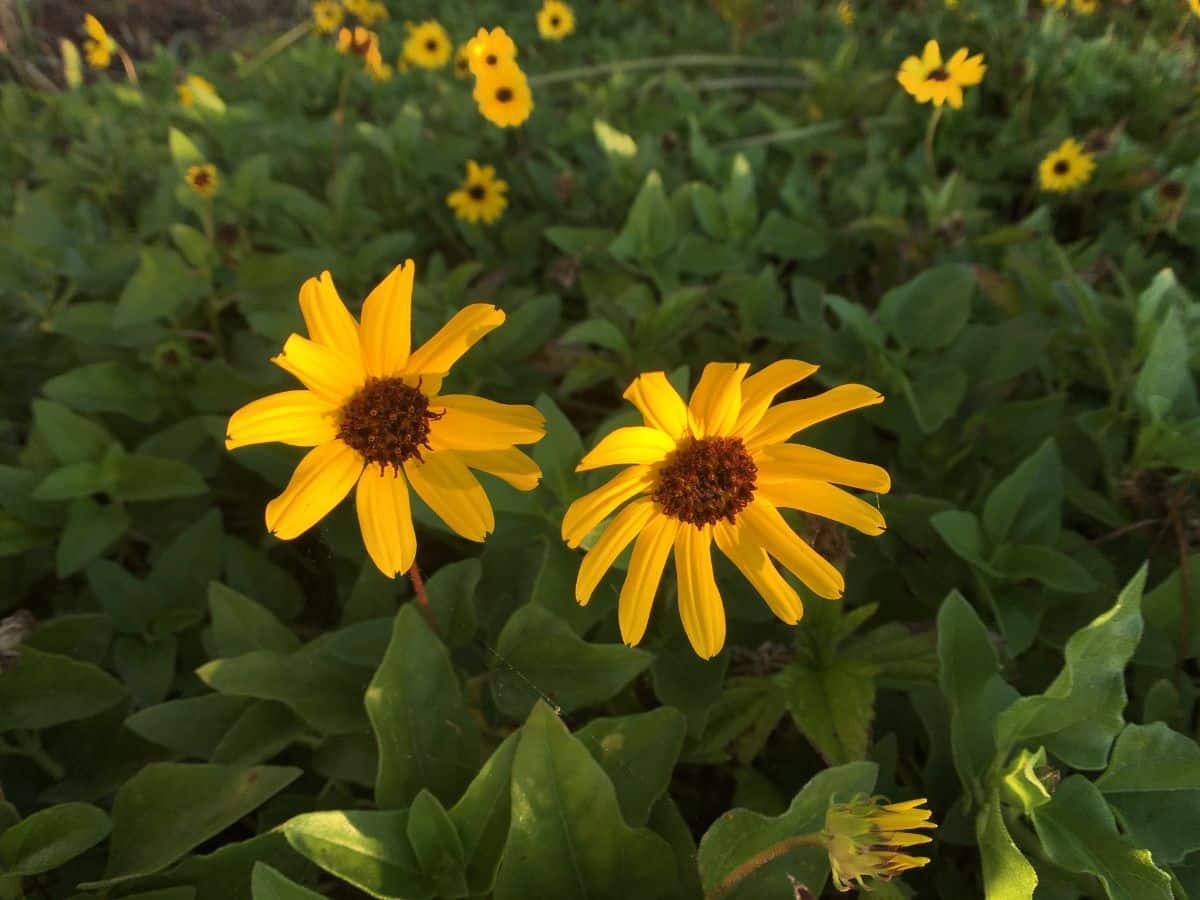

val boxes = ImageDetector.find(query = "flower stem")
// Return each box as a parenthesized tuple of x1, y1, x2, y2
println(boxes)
(703, 833, 825, 900)
(116, 47, 139, 87)
(408, 564, 440, 634)
(237, 20, 315, 79)
(529, 54, 802, 87)
(0, 732, 66, 780)
(923, 104, 945, 176)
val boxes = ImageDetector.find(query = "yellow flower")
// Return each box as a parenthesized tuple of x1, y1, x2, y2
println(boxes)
(82, 14, 115, 69)
(366, 56, 393, 82)
(1191, 0, 1200, 18)
(466, 26, 518, 79)
(473, 63, 534, 128)
(837, 1, 855, 25)
(1073, 0, 1097, 12)
(185, 164, 219, 197)
(225, 262, 545, 578)
(337, 26, 379, 59)
(453, 43, 472, 79)
(311, 1, 343, 33)
(562, 363, 888, 659)
(447, 161, 509, 225)
(403, 20, 452, 70)
(824, 796, 937, 892)
(355, 1, 390, 27)
(537, 1, 576, 40)
(896, 40, 985, 109)
(343, 0, 368, 15)
(945, 0, 959, 8)
(1038, 138, 1096, 193)
(1043, 0, 1067, 7)
(177, 74, 218, 108)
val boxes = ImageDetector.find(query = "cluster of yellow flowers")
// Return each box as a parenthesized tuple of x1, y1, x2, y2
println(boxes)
(464, 27, 534, 128)
(335, 25, 390, 81)
(312, 0, 388, 35)
(81, 14, 117, 69)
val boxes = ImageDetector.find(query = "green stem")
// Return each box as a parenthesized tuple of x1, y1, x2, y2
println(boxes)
(703, 834, 825, 900)
(237, 20, 315, 79)
(923, 104, 945, 176)
(528, 53, 802, 87)
(1, 732, 66, 780)
(1051, 245, 1120, 402)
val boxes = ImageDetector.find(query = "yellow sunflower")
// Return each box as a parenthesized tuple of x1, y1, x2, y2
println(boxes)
(896, 40, 986, 109)
(82, 14, 115, 69)
(1072, 0, 1097, 12)
(453, 43, 471, 79)
(838, 1, 856, 25)
(447, 161, 509, 226)
(355, 1, 389, 27)
(403, 20, 452, 70)
(537, 1, 576, 40)
(311, 1, 343, 34)
(473, 63, 534, 128)
(1043, 0, 1067, 7)
(177, 73, 218, 108)
(824, 796, 937, 892)
(562, 362, 888, 659)
(1191, 0, 1200, 18)
(225, 262, 545, 578)
(466, 26, 517, 79)
(185, 164, 219, 197)
(1038, 138, 1096, 192)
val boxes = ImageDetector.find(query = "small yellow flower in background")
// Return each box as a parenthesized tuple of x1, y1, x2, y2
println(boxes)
(337, 26, 385, 75)
(447, 161, 509, 225)
(562, 362, 888, 659)
(1038, 138, 1096, 193)
(1043, 0, 1067, 7)
(225, 261, 546, 578)
(474, 64, 534, 128)
(824, 796, 937, 892)
(1073, 0, 1097, 12)
(945, 0, 959, 8)
(537, 1, 576, 40)
(1190, 0, 1200, 18)
(403, 20, 452, 70)
(466, 26, 518, 79)
(453, 43, 472, 78)
(896, 40, 986, 109)
(185, 164, 219, 197)
(311, 0, 343, 34)
(355, 1, 390, 27)
(366, 56, 394, 82)
(82, 14, 115, 69)
(837, 1, 855, 25)
(177, 74, 218, 108)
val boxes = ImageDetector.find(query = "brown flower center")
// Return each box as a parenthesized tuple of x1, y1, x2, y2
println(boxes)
(337, 377, 442, 472)
(485, 53, 498, 65)
(425, 39, 437, 52)
(467, 184, 487, 201)
(192, 171, 211, 187)
(1160, 180, 1184, 202)
(652, 436, 757, 527)
(926, 67, 950, 82)
(496, 87, 514, 103)
(550, 15, 561, 26)
(1053, 159, 1070, 175)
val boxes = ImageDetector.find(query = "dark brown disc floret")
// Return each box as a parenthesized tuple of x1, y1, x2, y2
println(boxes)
(1053, 159, 1070, 175)
(652, 436, 757, 527)
(496, 87, 514, 103)
(337, 377, 442, 472)
(926, 67, 950, 82)
(468, 184, 486, 201)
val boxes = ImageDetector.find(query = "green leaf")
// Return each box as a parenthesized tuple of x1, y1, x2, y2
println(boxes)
(1096, 722, 1200, 863)
(990, 544, 1098, 593)
(110, 455, 208, 502)
(776, 657, 876, 764)
(697, 761, 878, 897)
(211, 701, 306, 765)
(533, 394, 584, 505)
(283, 810, 434, 899)
(610, 171, 677, 264)
(930, 510, 998, 576)
(170, 224, 212, 269)
(576, 708, 686, 827)
(424, 559, 480, 648)
(1135, 306, 1197, 420)
(57, 497, 130, 576)
(877, 264, 976, 350)
(251, 862, 323, 899)
(168, 127, 205, 170)
(0, 803, 111, 876)
(0, 646, 125, 730)
(753, 211, 829, 261)
(114, 248, 208, 329)
(982, 438, 1063, 546)
(365, 605, 480, 808)
(489, 605, 652, 720)
(33, 461, 110, 501)
(976, 801, 1038, 900)
(113, 634, 177, 707)
(994, 566, 1146, 769)
(493, 703, 676, 900)
(999, 747, 1053, 816)
(723, 153, 757, 239)
(690, 183, 726, 239)
(448, 733, 518, 896)
(92, 763, 300, 885)
(42, 362, 161, 423)
(208, 583, 300, 657)
(31, 399, 115, 465)
(1030, 775, 1172, 900)
(125, 694, 253, 758)
(406, 790, 468, 899)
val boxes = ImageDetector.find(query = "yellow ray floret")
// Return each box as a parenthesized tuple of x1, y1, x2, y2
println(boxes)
(225, 261, 546, 578)
(403, 20, 452, 70)
(896, 39, 985, 108)
(562, 361, 889, 659)
(447, 160, 509, 225)
(473, 62, 534, 128)
(537, 1, 576, 40)
(466, 26, 518, 79)
(824, 795, 937, 892)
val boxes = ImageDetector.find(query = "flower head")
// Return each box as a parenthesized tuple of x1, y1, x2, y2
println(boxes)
(311, 1, 344, 33)
(896, 40, 985, 108)
(1038, 138, 1095, 193)
(185, 164, 219, 197)
(1043, 0, 1067, 8)
(824, 795, 937, 892)
(177, 73, 218, 108)
(537, 1, 576, 40)
(1191, 0, 1200, 18)
(453, 43, 472, 78)
(82, 14, 115, 69)
(1073, 0, 1097, 12)
(562, 362, 888, 659)
(466, 26, 517, 78)
(225, 261, 545, 578)
(355, 1, 389, 27)
(447, 161, 509, 225)
(337, 26, 379, 59)
(473, 64, 534, 128)
(403, 20, 452, 69)
(837, 1, 855, 25)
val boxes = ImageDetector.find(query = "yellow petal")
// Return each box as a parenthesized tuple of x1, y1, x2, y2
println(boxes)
(561, 465, 656, 548)
(576, 498, 657, 607)
(299, 271, 360, 361)
(745, 384, 884, 450)
(922, 39, 942, 69)
(618, 513, 678, 646)
(84, 14, 106, 41)
(756, 444, 891, 493)
(757, 480, 886, 536)
(226, 390, 338, 451)
(454, 447, 542, 491)
(623, 372, 692, 440)
(405, 452, 494, 541)
(674, 525, 726, 659)
(732, 360, 820, 436)
(739, 499, 844, 599)
(272, 334, 365, 406)
(713, 521, 804, 624)
(355, 466, 417, 577)
(405, 303, 506, 376)
(688, 362, 749, 437)
(359, 260, 415, 377)
(426, 395, 546, 451)
(265, 440, 363, 540)
(576, 426, 677, 472)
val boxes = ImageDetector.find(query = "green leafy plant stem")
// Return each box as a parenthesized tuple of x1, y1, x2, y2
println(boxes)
(529, 54, 804, 87)
(924, 105, 945, 177)
(0, 731, 65, 780)
(236, 20, 316, 79)
(702, 832, 825, 900)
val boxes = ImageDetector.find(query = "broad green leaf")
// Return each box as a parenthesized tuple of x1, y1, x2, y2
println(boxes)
(0, 646, 125, 730)
(493, 703, 676, 900)
(776, 658, 876, 764)
(576, 708, 686, 827)
(366, 606, 479, 809)
(981, 439, 1063, 546)
(33, 460, 109, 500)
(31, 399, 115, 465)
(211, 701, 305, 766)
(999, 747, 1053, 815)
(489, 604, 651, 720)
(1135, 306, 1197, 420)
(1031, 775, 1172, 900)
(57, 497, 130, 576)
(930, 510, 998, 575)
(113, 634, 177, 707)
(110, 455, 207, 502)
(877, 264, 976, 350)
(424, 559, 481, 647)
(697, 761, 878, 897)
(125, 694, 253, 758)
(532, 395, 584, 506)
(647, 796, 704, 900)
(976, 801, 1038, 900)
(610, 170, 677, 263)
(208, 583, 300, 658)
(994, 566, 1146, 769)
(0, 803, 111, 876)
(93, 763, 300, 884)
(406, 791, 468, 899)
(143, 832, 302, 900)
(448, 732, 518, 896)
(723, 153, 757, 239)
(114, 248, 208, 329)
(251, 862, 323, 899)
(990, 544, 1097, 593)
(42, 362, 161, 423)
(168, 127, 205, 170)
(651, 640, 729, 738)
